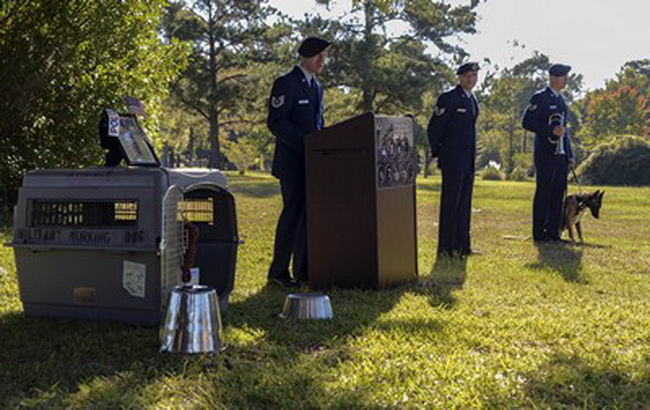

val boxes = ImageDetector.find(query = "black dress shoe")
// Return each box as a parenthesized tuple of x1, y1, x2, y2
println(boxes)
(268, 271, 299, 288)
(461, 249, 482, 256)
(269, 276, 300, 288)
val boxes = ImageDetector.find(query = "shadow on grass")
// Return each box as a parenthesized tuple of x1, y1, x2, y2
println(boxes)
(519, 353, 650, 407)
(416, 181, 442, 193)
(411, 257, 467, 309)
(0, 304, 375, 408)
(208, 284, 409, 407)
(229, 181, 279, 199)
(527, 242, 585, 283)
(228, 283, 407, 348)
(576, 242, 612, 249)
(0, 312, 194, 408)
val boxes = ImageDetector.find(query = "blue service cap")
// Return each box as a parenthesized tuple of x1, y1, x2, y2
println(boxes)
(456, 62, 480, 75)
(549, 64, 571, 76)
(298, 37, 332, 58)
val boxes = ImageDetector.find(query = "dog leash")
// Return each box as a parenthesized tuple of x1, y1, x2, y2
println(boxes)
(570, 163, 582, 193)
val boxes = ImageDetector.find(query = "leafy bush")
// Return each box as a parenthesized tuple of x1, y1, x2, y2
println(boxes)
(508, 167, 529, 181)
(508, 152, 533, 181)
(577, 135, 650, 185)
(481, 164, 503, 181)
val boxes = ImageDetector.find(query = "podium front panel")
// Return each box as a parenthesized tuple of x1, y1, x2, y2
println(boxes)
(306, 113, 417, 289)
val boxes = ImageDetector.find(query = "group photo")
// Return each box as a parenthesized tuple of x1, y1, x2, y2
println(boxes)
(1, 0, 649, 407)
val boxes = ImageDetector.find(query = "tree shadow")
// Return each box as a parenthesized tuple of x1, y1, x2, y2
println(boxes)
(228, 283, 407, 348)
(0, 312, 191, 408)
(412, 256, 467, 309)
(519, 353, 650, 407)
(0, 303, 374, 408)
(229, 180, 279, 199)
(207, 283, 410, 407)
(527, 241, 585, 283)
(415, 181, 441, 193)
(575, 242, 612, 249)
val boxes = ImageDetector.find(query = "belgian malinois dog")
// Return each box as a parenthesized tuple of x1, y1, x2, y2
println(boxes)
(561, 190, 605, 243)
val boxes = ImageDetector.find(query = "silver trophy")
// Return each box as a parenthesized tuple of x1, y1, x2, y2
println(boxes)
(548, 112, 566, 155)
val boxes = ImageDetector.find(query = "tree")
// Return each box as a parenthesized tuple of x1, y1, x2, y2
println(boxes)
(477, 52, 583, 175)
(314, 0, 478, 114)
(161, 0, 281, 169)
(579, 86, 648, 147)
(0, 0, 189, 207)
(222, 135, 257, 175)
(577, 59, 649, 146)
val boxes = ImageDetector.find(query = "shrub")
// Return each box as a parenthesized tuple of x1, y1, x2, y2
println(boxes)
(577, 135, 650, 186)
(508, 152, 533, 181)
(481, 164, 502, 181)
(508, 167, 529, 181)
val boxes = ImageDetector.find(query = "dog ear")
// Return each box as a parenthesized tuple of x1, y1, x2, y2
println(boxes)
(599, 190, 605, 198)
(593, 189, 600, 196)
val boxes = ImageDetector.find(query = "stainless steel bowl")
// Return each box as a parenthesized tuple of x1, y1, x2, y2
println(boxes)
(279, 293, 333, 320)
(159, 285, 224, 353)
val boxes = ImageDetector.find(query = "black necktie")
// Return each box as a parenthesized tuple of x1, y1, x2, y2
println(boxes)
(310, 79, 318, 102)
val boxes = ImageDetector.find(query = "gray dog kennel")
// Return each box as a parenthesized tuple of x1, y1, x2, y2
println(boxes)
(7, 107, 239, 325)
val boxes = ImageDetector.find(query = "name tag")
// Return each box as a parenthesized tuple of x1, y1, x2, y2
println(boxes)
(550, 105, 557, 109)
(298, 99, 309, 105)
(456, 108, 467, 113)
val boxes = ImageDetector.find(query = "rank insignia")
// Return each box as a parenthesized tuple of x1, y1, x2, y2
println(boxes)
(271, 95, 285, 108)
(434, 106, 445, 116)
(528, 104, 538, 112)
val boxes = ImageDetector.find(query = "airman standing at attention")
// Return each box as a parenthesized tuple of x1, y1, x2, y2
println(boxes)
(427, 62, 481, 258)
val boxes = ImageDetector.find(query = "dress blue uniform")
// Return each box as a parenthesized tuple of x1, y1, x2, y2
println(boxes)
(427, 74, 480, 256)
(522, 78, 574, 241)
(267, 64, 325, 282)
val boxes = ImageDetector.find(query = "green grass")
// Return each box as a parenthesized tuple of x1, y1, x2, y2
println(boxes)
(1, 173, 650, 408)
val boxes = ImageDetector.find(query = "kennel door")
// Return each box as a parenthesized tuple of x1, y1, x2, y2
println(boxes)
(160, 185, 184, 307)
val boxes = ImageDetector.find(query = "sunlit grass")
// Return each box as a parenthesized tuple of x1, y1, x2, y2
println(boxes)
(1, 174, 649, 408)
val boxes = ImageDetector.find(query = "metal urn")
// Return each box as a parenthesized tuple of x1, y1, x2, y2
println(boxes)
(159, 285, 224, 354)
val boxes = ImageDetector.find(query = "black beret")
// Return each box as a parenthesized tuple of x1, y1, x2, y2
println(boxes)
(549, 64, 571, 76)
(298, 37, 331, 58)
(456, 62, 480, 75)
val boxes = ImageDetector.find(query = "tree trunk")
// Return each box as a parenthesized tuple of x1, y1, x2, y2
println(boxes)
(507, 118, 515, 173)
(522, 130, 527, 152)
(187, 126, 195, 165)
(207, 2, 221, 169)
(360, 1, 375, 113)
(162, 144, 170, 167)
(423, 148, 433, 178)
(208, 107, 220, 169)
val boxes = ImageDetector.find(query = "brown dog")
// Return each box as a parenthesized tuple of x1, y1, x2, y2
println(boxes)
(561, 190, 605, 242)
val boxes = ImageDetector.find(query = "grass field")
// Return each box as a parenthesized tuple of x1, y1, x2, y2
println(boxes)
(1, 173, 650, 408)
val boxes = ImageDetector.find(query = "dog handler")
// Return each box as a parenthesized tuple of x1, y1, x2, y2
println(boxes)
(522, 64, 575, 242)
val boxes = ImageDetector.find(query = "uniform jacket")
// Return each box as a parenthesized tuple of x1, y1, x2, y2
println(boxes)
(522, 86, 574, 165)
(267, 65, 324, 180)
(427, 85, 480, 173)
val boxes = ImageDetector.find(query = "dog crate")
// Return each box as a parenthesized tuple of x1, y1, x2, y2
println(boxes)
(7, 167, 238, 325)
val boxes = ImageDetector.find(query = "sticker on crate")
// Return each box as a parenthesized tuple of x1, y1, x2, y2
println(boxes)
(123, 261, 146, 298)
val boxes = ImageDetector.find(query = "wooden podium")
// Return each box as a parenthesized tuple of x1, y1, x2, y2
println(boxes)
(305, 112, 418, 289)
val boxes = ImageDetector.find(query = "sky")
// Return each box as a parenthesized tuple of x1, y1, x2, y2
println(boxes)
(268, 0, 649, 91)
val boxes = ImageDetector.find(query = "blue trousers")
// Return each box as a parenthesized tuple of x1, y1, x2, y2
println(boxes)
(268, 176, 308, 280)
(438, 170, 474, 254)
(533, 158, 568, 241)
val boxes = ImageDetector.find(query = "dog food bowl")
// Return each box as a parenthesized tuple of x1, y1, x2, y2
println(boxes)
(279, 293, 333, 320)
(159, 285, 224, 353)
